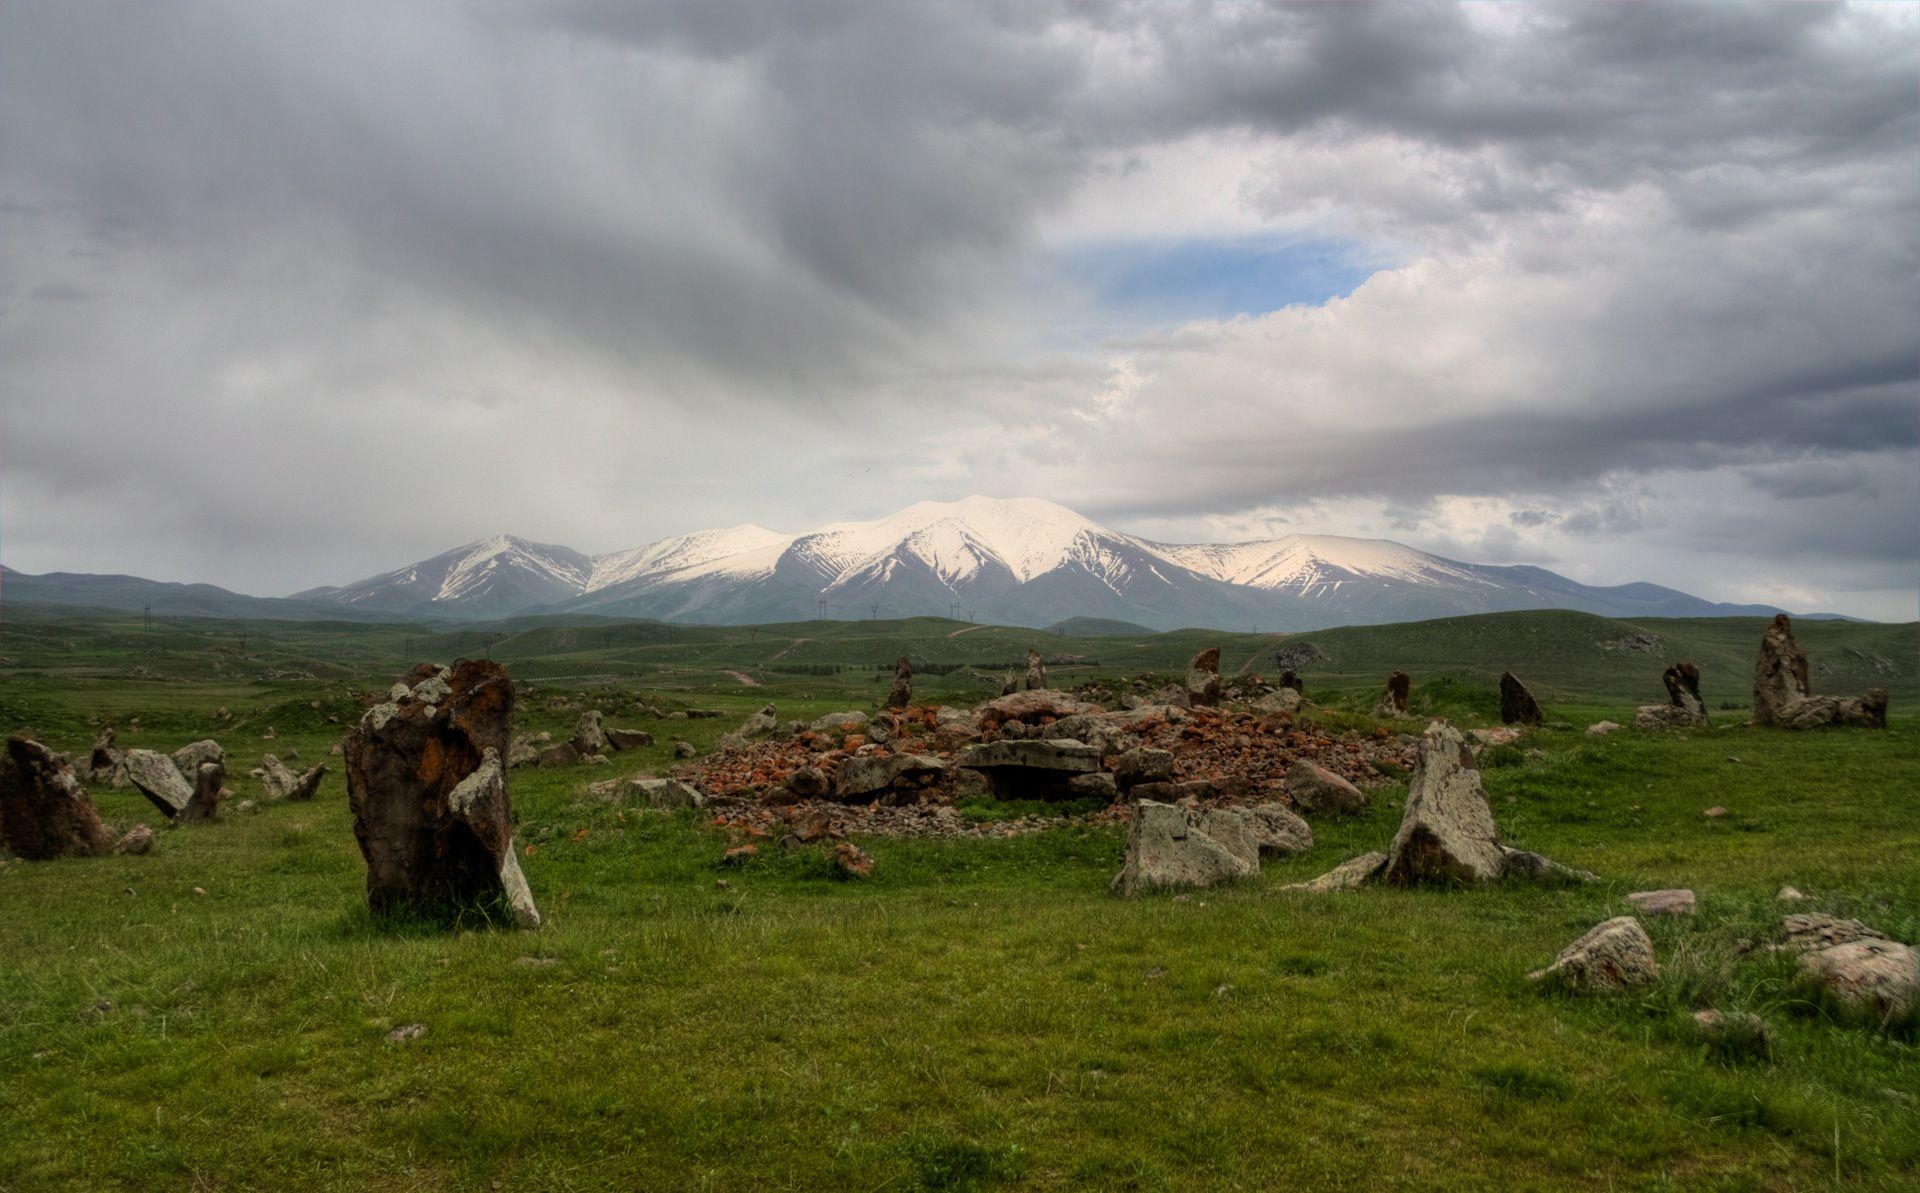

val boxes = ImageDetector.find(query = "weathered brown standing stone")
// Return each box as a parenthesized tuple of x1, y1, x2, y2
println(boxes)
(344, 660, 539, 928)
(0, 736, 110, 859)
(1184, 647, 1223, 708)
(1498, 673, 1544, 726)
(1373, 671, 1411, 717)
(1278, 670, 1305, 695)
(85, 726, 123, 784)
(1751, 614, 1810, 725)
(181, 761, 228, 823)
(1636, 661, 1709, 728)
(1752, 615, 1889, 729)
(886, 656, 913, 710)
(1024, 649, 1047, 691)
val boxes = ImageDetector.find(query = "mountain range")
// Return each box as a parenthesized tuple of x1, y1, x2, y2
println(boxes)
(6, 496, 1832, 631)
(244, 496, 1803, 631)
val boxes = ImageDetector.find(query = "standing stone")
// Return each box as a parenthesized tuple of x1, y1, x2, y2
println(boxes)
(1635, 662, 1710, 728)
(344, 660, 539, 928)
(1384, 722, 1505, 885)
(183, 761, 227, 823)
(0, 736, 110, 859)
(1498, 673, 1544, 727)
(84, 726, 123, 784)
(1278, 671, 1305, 695)
(1024, 649, 1047, 691)
(124, 749, 195, 820)
(259, 753, 298, 799)
(1373, 671, 1411, 717)
(886, 656, 913, 710)
(1287, 759, 1368, 816)
(1751, 615, 1889, 729)
(1528, 916, 1660, 991)
(285, 763, 326, 801)
(571, 710, 609, 757)
(1110, 800, 1257, 896)
(1752, 614, 1811, 725)
(1184, 647, 1223, 708)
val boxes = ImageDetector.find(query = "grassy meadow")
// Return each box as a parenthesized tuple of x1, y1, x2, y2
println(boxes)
(1, 606, 1916, 1190)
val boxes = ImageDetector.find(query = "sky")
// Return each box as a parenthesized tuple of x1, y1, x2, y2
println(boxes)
(2, 1, 1916, 620)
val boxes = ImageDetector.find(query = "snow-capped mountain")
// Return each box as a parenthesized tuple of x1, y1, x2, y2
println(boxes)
(292, 535, 593, 618)
(280, 497, 1798, 630)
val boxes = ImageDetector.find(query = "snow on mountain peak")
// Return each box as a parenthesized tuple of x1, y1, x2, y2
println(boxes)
(586, 524, 794, 591)
(804, 496, 1108, 585)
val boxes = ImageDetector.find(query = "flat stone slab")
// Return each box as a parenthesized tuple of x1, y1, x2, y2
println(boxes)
(954, 739, 1101, 774)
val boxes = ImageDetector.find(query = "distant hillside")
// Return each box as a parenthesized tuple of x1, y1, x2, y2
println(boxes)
(1044, 617, 1155, 637)
(1, 567, 398, 623)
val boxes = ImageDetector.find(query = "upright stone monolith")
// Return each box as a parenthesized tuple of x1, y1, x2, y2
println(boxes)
(344, 660, 539, 928)
(1384, 721, 1505, 885)
(1636, 661, 1709, 728)
(1373, 671, 1411, 717)
(1184, 647, 1223, 708)
(886, 656, 913, 710)
(1024, 649, 1047, 691)
(0, 736, 110, 859)
(1498, 673, 1544, 726)
(1752, 615, 1888, 728)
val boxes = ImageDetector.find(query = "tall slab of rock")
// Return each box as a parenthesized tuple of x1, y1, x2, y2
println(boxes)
(1498, 673, 1544, 727)
(1373, 671, 1411, 717)
(1384, 722, 1506, 885)
(0, 736, 110, 859)
(1751, 615, 1888, 729)
(344, 660, 539, 928)
(1184, 647, 1223, 708)
(84, 726, 123, 785)
(570, 710, 609, 757)
(1024, 649, 1048, 691)
(1110, 800, 1257, 896)
(886, 656, 913, 710)
(124, 749, 220, 821)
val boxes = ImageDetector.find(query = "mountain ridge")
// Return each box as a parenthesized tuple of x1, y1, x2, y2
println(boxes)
(5, 497, 1852, 629)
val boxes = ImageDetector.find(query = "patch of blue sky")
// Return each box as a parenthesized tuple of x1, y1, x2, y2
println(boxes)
(1061, 233, 1386, 328)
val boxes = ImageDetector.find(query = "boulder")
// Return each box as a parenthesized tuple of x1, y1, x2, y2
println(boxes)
(1024, 649, 1047, 691)
(1068, 772, 1118, 800)
(1498, 673, 1544, 726)
(832, 841, 875, 879)
(285, 763, 326, 801)
(1282, 851, 1388, 893)
(1586, 721, 1621, 736)
(537, 742, 581, 768)
(570, 710, 609, 757)
(628, 778, 706, 810)
(605, 728, 654, 751)
(1250, 688, 1303, 715)
(1691, 1009, 1774, 1062)
(123, 749, 195, 820)
(834, 752, 945, 801)
(1373, 671, 1411, 717)
(113, 823, 155, 856)
(1184, 647, 1223, 708)
(1384, 722, 1505, 885)
(1528, 916, 1660, 991)
(976, 689, 1090, 725)
(1240, 803, 1313, 856)
(885, 656, 913, 710)
(259, 753, 298, 799)
(1778, 913, 1885, 954)
(343, 661, 539, 928)
(1110, 747, 1174, 790)
(783, 766, 832, 802)
(674, 741, 697, 760)
(1278, 671, 1305, 695)
(1626, 888, 1695, 916)
(1110, 800, 1257, 896)
(1753, 615, 1888, 729)
(1797, 938, 1918, 1024)
(811, 711, 869, 735)
(0, 736, 110, 859)
(1286, 760, 1367, 816)
(734, 705, 779, 739)
(170, 739, 225, 779)
(507, 735, 540, 768)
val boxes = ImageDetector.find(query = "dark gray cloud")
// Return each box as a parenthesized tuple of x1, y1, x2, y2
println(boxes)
(1, 1, 1914, 617)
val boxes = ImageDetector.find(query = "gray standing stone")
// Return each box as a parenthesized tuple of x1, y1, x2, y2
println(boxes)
(571, 710, 609, 757)
(1024, 649, 1047, 691)
(124, 749, 194, 819)
(1384, 722, 1505, 885)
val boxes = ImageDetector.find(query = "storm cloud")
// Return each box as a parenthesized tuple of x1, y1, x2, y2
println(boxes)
(2, 1, 1915, 618)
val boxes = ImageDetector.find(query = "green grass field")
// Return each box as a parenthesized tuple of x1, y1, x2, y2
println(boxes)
(2, 608, 1916, 1189)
